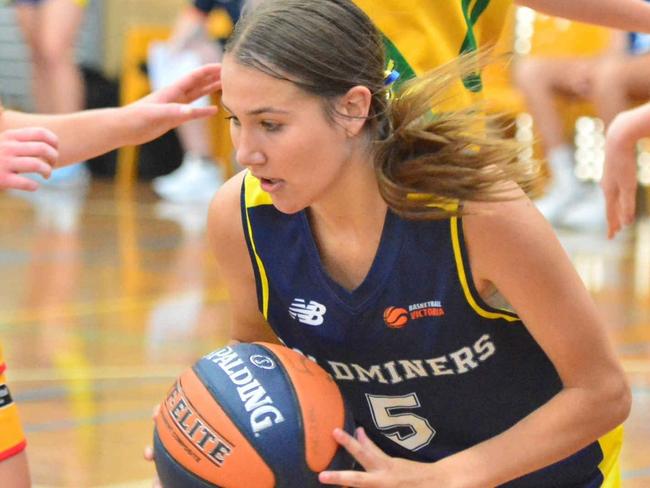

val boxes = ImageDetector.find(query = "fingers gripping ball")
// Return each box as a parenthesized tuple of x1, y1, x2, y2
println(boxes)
(153, 342, 355, 487)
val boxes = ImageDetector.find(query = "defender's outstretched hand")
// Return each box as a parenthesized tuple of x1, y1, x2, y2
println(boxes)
(0, 64, 222, 168)
(602, 104, 649, 238)
(0, 127, 58, 191)
(125, 63, 222, 147)
(141, 62, 222, 106)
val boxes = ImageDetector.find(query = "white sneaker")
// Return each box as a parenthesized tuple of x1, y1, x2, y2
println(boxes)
(152, 154, 223, 203)
(535, 145, 583, 224)
(152, 154, 200, 191)
(558, 185, 607, 231)
(534, 179, 587, 225)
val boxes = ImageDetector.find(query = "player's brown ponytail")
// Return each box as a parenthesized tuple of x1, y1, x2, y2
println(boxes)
(374, 52, 538, 220)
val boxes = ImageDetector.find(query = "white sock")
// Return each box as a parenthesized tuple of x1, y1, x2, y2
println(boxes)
(181, 152, 204, 168)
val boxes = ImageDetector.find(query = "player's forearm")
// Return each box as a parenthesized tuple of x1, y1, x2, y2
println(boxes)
(432, 380, 630, 487)
(1, 108, 133, 166)
(519, 0, 650, 33)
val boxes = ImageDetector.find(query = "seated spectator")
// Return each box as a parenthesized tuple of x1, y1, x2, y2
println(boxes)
(514, 27, 650, 228)
(148, 0, 248, 204)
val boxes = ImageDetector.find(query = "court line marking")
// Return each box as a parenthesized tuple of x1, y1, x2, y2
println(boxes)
(7, 365, 188, 382)
(0, 287, 228, 326)
(24, 409, 154, 434)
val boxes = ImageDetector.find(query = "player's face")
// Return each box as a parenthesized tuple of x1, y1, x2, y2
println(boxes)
(221, 55, 357, 214)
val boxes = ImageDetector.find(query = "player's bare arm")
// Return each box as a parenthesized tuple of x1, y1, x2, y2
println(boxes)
(451, 193, 631, 486)
(208, 170, 280, 345)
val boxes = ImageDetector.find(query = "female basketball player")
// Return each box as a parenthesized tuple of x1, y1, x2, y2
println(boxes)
(0, 62, 221, 488)
(205, 1, 631, 486)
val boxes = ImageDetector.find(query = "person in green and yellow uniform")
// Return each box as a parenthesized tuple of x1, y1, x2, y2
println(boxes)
(355, 0, 650, 93)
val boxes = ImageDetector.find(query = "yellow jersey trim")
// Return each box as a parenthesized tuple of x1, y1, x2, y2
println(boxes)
(243, 172, 271, 319)
(598, 425, 624, 487)
(450, 216, 518, 322)
(244, 171, 274, 207)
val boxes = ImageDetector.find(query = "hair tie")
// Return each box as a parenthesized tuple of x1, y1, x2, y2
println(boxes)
(383, 59, 400, 101)
(383, 59, 401, 87)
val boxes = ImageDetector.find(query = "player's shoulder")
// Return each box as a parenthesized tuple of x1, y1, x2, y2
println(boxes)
(461, 187, 563, 281)
(462, 186, 545, 237)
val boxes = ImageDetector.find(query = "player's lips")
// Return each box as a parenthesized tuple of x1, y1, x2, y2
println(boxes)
(255, 175, 284, 192)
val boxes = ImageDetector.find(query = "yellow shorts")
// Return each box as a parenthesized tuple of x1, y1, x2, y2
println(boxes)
(0, 347, 26, 462)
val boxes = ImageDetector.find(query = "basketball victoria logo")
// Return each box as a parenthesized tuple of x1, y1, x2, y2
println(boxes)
(288, 298, 327, 326)
(383, 300, 445, 328)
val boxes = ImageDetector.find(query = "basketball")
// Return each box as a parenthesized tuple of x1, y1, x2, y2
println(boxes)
(383, 306, 409, 328)
(153, 342, 355, 487)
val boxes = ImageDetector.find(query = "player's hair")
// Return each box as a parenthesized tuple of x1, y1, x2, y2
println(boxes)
(227, 0, 536, 219)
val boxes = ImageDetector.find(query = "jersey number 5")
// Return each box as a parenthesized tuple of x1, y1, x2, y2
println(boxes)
(365, 393, 435, 451)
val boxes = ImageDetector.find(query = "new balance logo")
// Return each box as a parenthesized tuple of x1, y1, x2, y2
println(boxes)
(288, 299, 327, 326)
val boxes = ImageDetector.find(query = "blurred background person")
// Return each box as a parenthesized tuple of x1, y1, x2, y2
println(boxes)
(514, 25, 650, 228)
(149, 0, 246, 204)
(13, 0, 90, 189)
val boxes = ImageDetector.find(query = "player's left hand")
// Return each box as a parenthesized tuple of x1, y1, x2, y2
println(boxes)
(319, 427, 447, 488)
(144, 404, 162, 488)
(124, 63, 222, 147)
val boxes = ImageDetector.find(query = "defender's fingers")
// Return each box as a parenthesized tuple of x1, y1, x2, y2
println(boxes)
(0, 173, 39, 192)
(143, 445, 154, 461)
(11, 141, 58, 166)
(11, 157, 53, 178)
(4, 127, 59, 149)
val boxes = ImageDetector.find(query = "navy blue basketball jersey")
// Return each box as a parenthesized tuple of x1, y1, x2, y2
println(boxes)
(240, 172, 622, 487)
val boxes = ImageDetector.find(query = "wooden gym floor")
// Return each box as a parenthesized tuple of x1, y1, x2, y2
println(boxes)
(0, 180, 648, 487)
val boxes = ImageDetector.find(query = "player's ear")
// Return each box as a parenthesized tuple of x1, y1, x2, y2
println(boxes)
(335, 85, 372, 137)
